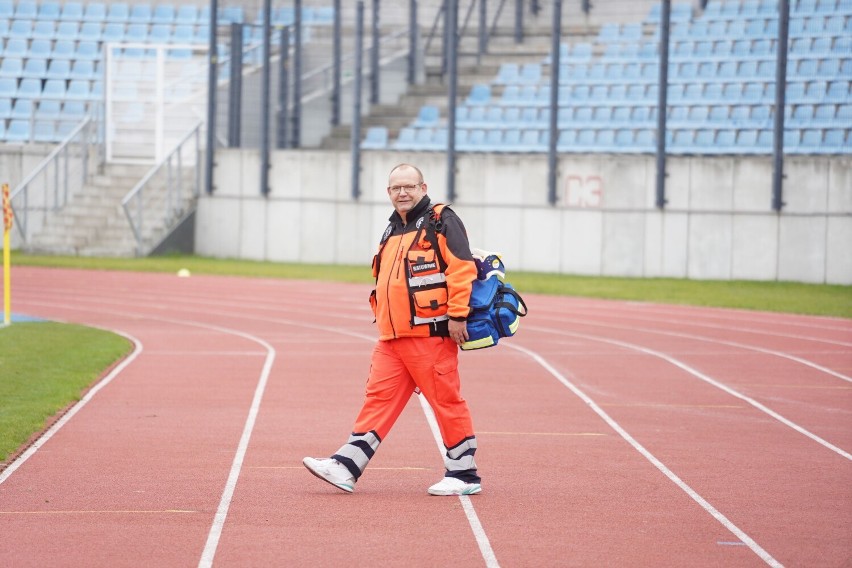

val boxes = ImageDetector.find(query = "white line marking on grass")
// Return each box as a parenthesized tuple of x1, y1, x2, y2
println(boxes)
(528, 326, 852, 461)
(0, 330, 143, 485)
(417, 394, 500, 568)
(506, 343, 784, 568)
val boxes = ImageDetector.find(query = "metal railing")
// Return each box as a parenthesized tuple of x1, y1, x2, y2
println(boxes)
(121, 122, 203, 256)
(9, 117, 101, 245)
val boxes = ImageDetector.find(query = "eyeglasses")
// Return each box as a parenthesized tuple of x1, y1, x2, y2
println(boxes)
(388, 183, 422, 195)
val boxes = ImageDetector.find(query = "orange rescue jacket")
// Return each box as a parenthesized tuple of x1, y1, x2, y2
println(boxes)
(370, 197, 476, 340)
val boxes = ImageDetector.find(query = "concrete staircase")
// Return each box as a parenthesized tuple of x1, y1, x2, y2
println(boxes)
(24, 162, 195, 257)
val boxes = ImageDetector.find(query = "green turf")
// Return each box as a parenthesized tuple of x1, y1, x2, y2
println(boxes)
(0, 322, 132, 463)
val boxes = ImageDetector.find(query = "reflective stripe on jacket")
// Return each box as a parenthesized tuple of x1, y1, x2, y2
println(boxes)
(371, 197, 476, 340)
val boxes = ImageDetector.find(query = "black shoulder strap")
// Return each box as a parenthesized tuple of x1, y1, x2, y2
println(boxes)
(424, 204, 448, 272)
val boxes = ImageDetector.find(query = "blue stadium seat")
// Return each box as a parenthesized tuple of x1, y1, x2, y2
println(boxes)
(149, 24, 172, 43)
(708, 105, 730, 122)
(51, 40, 76, 60)
(176, 5, 198, 24)
(38, 1, 61, 19)
(46, 59, 71, 79)
(361, 126, 388, 149)
(467, 84, 490, 105)
(61, 2, 84, 21)
(84, 2, 107, 21)
(33, 20, 57, 39)
(108, 3, 130, 22)
(10, 98, 32, 120)
(792, 103, 815, 124)
(76, 41, 100, 60)
(14, 0, 37, 19)
(837, 103, 852, 122)
(37, 99, 62, 119)
(394, 127, 416, 149)
(414, 105, 440, 127)
(62, 100, 87, 119)
(0, 78, 16, 98)
(70, 59, 96, 80)
(8, 19, 33, 39)
(79, 22, 103, 41)
(172, 25, 194, 44)
(0, 98, 11, 119)
(153, 4, 176, 24)
(0, 57, 22, 78)
(103, 22, 126, 42)
(814, 103, 835, 122)
(22, 58, 47, 78)
(126, 23, 149, 42)
(33, 120, 57, 143)
(0, 0, 12, 18)
(635, 129, 655, 149)
(6, 119, 30, 142)
(17, 78, 41, 99)
(800, 128, 822, 150)
(130, 4, 153, 22)
(823, 129, 845, 150)
(66, 79, 92, 100)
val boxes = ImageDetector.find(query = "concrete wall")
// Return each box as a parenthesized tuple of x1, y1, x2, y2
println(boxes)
(196, 149, 852, 284)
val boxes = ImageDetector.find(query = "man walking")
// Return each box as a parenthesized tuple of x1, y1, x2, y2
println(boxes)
(303, 163, 482, 496)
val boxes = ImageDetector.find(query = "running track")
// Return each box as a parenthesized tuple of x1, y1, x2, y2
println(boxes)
(1, 266, 850, 567)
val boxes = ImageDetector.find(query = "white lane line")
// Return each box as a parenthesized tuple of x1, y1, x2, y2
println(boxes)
(0, 329, 143, 485)
(531, 317, 852, 383)
(19, 297, 498, 567)
(198, 333, 276, 568)
(417, 395, 500, 568)
(506, 343, 783, 568)
(527, 326, 852, 461)
(12, 300, 277, 568)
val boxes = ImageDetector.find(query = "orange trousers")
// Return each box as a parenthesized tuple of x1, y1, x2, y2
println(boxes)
(354, 336, 475, 449)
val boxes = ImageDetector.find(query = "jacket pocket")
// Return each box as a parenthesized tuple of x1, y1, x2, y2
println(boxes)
(412, 287, 448, 319)
(407, 249, 440, 278)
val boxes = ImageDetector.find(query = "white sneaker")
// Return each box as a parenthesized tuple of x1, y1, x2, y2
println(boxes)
(303, 457, 356, 493)
(427, 476, 482, 496)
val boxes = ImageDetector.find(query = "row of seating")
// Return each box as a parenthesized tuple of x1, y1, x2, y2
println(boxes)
(700, 0, 851, 18)
(602, 14, 850, 45)
(376, 125, 849, 154)
(0, 1, 244, 25)
(0, 115, 78, 141)
(643, 0, 850, 23)
(0, 76, 101, 99)
(440, 102, 852, 128)
(497, 80, 850, 105)
(600, 36, 851, 60)
(0, 20, 211, 44)
(497, 57, 849, 87)
(669, 14, 851, 37)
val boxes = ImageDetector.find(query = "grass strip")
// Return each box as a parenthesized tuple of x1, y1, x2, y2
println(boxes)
(0, 322, 132, 463)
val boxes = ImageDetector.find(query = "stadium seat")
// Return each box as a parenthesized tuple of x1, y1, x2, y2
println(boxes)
(11, 98, 33, 118)
(47, 59, 72, 79)
(5, 119, 30, 142)
(14, 0, 37, 19)
(84, 2, 107, 21)
(107, 3, 130, 22)
(0, 57, 23, 78)
(361, 126, 388, 149)
(60, 2, 84, 21)
(153, 4, 176, 24)
(33, 120, 57, 142)
(37, 99, 62, 119)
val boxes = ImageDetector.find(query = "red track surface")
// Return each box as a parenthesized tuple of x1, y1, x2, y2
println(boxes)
(1, 266, 850, 567)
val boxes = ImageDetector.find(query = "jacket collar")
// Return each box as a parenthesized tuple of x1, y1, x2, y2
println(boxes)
(389, 195, 432, 227)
